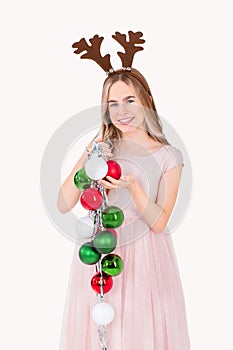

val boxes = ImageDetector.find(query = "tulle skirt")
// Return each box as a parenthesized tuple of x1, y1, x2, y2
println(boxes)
(58, 218, 191, 349)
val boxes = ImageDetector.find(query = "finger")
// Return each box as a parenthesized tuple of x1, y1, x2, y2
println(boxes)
(106, 176, 119, 184)
(105, 152, 113, 157)
(101, 148, 112, 155)
(99, 144, 111, 152)
(104, 178, 127, 190)
(95, 138, 103, 142)
(99, 142, 111, 150)
(100, 148, 113, 158)
(100, 179, 116, 189)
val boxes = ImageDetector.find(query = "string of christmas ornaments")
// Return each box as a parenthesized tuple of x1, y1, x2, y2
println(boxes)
(74, 141, 124, 349)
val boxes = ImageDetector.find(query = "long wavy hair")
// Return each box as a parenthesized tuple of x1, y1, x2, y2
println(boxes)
(91, 68, 169, 148)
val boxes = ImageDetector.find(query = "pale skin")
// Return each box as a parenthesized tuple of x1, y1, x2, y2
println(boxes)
(57, 81, 183, 234)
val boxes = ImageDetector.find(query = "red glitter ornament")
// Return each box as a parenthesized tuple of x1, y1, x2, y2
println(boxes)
(104, 160, 122, 180)
(91, 271, 113, 294)
(80, 188, 103, 210)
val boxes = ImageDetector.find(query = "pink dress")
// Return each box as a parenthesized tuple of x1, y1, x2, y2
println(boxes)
(58, 144, 191, 350)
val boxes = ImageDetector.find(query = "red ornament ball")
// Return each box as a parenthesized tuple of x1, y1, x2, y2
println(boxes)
(104, 160, 121, 180)
(91, 271, 113, 294)
(80, 188, 103, 210)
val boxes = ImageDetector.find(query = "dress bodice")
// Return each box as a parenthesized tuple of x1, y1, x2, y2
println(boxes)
(107, 143, 184, 219)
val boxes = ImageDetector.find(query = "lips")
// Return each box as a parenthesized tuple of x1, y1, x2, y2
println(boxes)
(118, 117, 135, 125)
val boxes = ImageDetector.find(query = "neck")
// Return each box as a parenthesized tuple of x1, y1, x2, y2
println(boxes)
(121, 128, 151, 145)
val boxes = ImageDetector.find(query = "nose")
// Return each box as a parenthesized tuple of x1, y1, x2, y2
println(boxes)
(119, 102, 128, 115)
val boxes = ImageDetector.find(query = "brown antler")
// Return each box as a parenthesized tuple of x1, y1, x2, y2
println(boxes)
(72, 35, 113, 73)
(112, 31, 145, 68)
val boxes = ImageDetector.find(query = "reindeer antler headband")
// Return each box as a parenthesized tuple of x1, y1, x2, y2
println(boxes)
(72, 31, 145, 75)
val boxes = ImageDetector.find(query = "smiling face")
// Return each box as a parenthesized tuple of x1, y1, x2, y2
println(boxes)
(107, 81, 146, 135)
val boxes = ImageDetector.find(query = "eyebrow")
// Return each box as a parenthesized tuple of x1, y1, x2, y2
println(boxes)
(108, 95, 135, 103)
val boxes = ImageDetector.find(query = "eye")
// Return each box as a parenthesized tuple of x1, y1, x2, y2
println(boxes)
(127, 99, 135, 104)
(110, 102, 118, 108)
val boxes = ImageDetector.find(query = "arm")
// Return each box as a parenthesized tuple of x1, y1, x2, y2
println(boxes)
(129, 165, 183, 233)
(57, 150, 88, 213)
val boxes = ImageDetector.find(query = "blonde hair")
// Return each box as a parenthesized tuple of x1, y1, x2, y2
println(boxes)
(100, 68, 169, 146)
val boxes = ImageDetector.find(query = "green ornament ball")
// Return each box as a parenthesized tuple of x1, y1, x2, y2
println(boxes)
(93, 230, 117, 254)
(102, 206, 124, 228)
(74, 168, 92, 191)
(101, 254, 124, 276)
(79, 242, 101, 265)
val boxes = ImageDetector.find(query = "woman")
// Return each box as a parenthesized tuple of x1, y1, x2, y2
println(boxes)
(57, 68, 191, 349)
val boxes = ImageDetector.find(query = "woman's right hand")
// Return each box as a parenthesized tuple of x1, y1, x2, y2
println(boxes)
(86, 138, 113, 159)
(57, 138, 113, 213)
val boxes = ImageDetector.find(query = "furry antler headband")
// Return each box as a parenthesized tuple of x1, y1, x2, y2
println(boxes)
(72, 31, 145, 75)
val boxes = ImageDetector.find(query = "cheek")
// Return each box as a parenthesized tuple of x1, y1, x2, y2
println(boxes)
(128, 104, 141, 115)
(108, 108, 119, 121)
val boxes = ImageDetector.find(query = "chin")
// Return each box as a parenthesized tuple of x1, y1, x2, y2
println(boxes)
(118, 125, 137, 134)
(113, 122, 136, 133)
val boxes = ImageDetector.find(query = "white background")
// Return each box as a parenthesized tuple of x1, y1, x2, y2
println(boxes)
(1, 0, 232, 349)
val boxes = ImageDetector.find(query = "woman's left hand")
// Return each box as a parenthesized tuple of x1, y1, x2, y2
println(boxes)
(99, 174, 137, 193)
